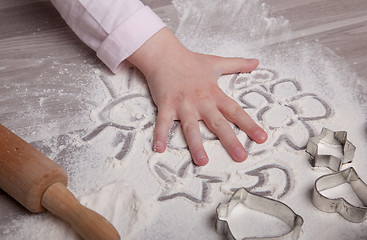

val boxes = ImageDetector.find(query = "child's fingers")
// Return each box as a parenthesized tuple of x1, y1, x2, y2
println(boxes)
(200, 105, 248, 162)
(214, 57, 259, 75)
(153, 107, 175, 153)
(218, 95, 268, 144)
(178, 105, 209, 166)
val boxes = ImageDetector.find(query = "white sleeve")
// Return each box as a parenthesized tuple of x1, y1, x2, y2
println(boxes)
(51, 0, 166, 73)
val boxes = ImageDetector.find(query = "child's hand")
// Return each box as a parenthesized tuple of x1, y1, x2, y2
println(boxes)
(127, 28, 267, 166)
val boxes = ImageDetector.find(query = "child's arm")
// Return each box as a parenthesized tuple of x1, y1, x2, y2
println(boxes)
(128, 28, 267, 166)
(50, 0, 166, 73)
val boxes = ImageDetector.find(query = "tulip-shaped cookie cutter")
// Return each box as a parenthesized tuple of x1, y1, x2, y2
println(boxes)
(216, 188, 304, 240)
(312, 167, 367, 223)
(306, 128, 356, 172)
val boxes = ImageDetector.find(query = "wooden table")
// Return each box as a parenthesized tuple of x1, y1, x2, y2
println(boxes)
(1, 0, 366, 238)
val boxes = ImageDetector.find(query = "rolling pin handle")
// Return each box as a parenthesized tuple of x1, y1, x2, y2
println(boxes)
(41, 182, 120, 240)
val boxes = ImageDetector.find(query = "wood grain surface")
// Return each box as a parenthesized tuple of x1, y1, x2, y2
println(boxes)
(0, 0, 366, 238)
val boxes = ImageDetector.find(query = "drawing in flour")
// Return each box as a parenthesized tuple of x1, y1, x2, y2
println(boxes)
(153, 160, 224, 204)
(231, 68, 333, 155)
(221, 164, 292, 199)
(150, 159, 292, 204)
(82, 67, 156, 160)
(84, 67, 300, 205)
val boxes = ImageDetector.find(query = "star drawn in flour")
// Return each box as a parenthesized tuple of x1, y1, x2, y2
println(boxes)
(154, 160, 224, 204)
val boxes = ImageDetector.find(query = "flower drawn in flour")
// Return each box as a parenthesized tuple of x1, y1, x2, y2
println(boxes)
(153, 160, 224, 204)
(231, 69, 333, 155)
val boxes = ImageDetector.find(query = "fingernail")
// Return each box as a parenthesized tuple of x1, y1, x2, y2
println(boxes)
(195, 151, 208, 166)
(234, 146, 247, 161)
(248, 58, 259, 64)
(255, 130, 267, 143)
(153, 140, 164, 152)
(196, 151, 207, 160)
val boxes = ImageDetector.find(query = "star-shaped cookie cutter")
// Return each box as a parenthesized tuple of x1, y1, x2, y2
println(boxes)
(312, 167, 367, 223)
(216, 188, 304, 240)
(306, 128, 356, 172)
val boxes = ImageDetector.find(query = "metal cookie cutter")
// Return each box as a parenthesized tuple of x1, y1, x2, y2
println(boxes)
(306, 128, 356, 172)
(216, 188, 304, 240)
(312, 167, 367, 223)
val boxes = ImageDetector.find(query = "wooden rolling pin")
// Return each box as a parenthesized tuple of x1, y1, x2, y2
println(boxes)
(0, 124, 120, 240)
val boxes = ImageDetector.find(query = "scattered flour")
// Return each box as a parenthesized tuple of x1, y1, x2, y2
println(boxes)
(227, 203, 291, 239)
(79, 183, 159, 238)
(321, 182, 365, 208)
(1, 0, 367, 239)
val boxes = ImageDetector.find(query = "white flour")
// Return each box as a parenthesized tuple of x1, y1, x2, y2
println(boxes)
(2, 0, 367, 239)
